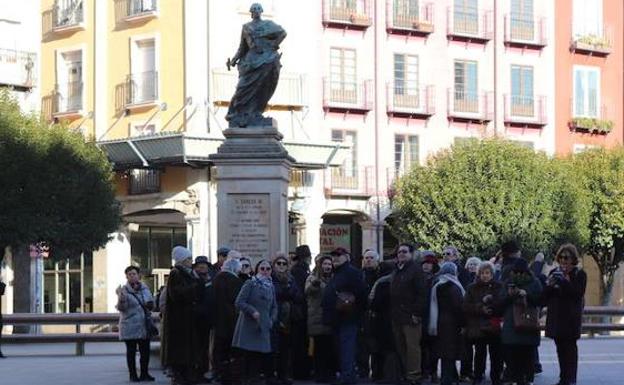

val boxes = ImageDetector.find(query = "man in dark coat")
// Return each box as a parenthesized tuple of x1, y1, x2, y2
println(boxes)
(193, 256, 216, 382)
(390, 243, 428, 385)
(212, 258, 243, 385)
(322, 247, 366, 385)
(0, 279, 6, 358)
(165, 247, 202, 385)
(290, 245, 312, 380)
(358, 249, 383, 380)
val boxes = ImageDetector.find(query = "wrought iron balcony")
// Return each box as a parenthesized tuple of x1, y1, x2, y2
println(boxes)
(126, 71, 158, 107)
(323, 78, 372, 113)
(447, 89, 493, 122)
(504, 95, 547, 127)
(447, 7, 492, 43)
(569, 99, 612, 134)
(570, 26, 613, 56)
(387, 83, 435, 118)
(52, 0, 84, 31)
(386, 0, 434, 35)
(322, 0, 372, 29)
(128, 169, 160, 195)
(324, 166, 375, 197)
(0, 48, 37, 90)
(54, 81, 83, 115)
(116, 0, 158, 22)
(504, 15, 547, 48)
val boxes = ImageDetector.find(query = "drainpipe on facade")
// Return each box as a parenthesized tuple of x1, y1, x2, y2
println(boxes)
(373, 0, 381, 254)
(493, 0, 498, 137)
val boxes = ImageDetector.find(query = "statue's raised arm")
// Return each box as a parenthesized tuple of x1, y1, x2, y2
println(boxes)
(225, 3, 287, 128)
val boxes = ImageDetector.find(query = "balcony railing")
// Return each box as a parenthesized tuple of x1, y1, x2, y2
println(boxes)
(324, 166, 374, 196)
(386, 0, 434, 35)
(387, 83, 435, 118)
(569, 99, 612, 134)
(323, 78, 372, 113)
(129, 169, 160, 195)
(116, 0, 158, 22)
(447, 7, 492, 42)
(504, 15, 547, 48)
(211, 70, 307, 110)
(126, 71, 158, 106)
(447, 89, 493, 122)
(322, 0, 372, 29)
(0, 48, 37, 89)
(571, 26, 613, 56)
(53, 0, 84, 30)
(504, 95, 547, 126)
(54, 81, 83, 115)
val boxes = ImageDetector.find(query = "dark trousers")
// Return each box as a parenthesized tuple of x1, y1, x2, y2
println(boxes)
(272, 331, 291, 381)
(555, 338, 578, 385)
(125, 339, 150, 376)
(421, 337, 438, 378)
(336, 323, 358, 383)
(291, 322, 310, 379)
(236, 348, 272, 385)
(313, 335, 337, 381)
(440, 358, 458, 385)
(460, 339, 474, 378)
(214, 335, 235, 384)
(505, 344, 535, 385)
(474, 337, 502, 384)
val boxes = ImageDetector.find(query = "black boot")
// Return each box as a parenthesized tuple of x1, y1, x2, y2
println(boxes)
(139, 372, 155, 382)
(129, 372, 140, 382)
(0, 351, 6, 359)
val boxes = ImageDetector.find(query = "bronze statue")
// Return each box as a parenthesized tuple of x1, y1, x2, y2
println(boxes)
(226, 3, 287, 128)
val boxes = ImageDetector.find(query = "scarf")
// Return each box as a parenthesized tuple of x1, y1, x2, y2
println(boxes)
(253, 275, 273, 290)
(427, 273, 466, 336)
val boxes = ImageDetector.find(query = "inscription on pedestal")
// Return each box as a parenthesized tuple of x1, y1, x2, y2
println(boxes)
(226, 193, 270, 260)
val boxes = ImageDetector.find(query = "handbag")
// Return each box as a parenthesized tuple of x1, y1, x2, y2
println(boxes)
(127, 288, 159, 338)
(512, 300, 540, 333)
(335, 291, 356, 314)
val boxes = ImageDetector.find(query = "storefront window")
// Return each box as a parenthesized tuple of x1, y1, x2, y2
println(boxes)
(42, 253, 93, 313)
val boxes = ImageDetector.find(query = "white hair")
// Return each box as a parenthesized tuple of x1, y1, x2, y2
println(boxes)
(222, 258, 242, 274)
(227, 250, 242, 260)
(477, 261, 495, 275)
(465, 257, 481, 269)
(363, 249, 380, 262)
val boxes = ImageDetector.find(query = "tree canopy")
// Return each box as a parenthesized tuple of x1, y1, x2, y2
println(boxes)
(0, 90, 120, 259)
(391, 139, 583, 258)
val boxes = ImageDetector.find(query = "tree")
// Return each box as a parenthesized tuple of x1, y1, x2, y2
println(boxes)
(569, 147, 624, 304)
(391, 139, 582, 258)
(0, 90, 121, 259)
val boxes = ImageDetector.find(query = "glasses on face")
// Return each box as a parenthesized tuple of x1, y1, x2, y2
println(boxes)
(242, 264, 250, 268)
(275, 261, 287, 266)
(259, 266, 272, 272)
(442, 252, 452, 256)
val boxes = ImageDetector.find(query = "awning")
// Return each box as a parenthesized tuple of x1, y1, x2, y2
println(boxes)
(97, 133, 349, 170)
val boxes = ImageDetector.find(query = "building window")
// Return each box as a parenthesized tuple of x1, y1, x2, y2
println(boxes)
(129, 38, 157, 105)
(572, 0, 603, 39)
(329, 48, 356, 103)
(331, 130, 358, 188)
(55, 50, 83, 113)
(573, 66, 600, 118)
(394, 54, 419, 107)
(511, 65, 534, 116)
(394, 135, 419, 176)
(43, 253, 93, 313)
(454, 60, 478, 112)
(130, 226, 186, 290)
(454, 0, 478, 35)
(510, 0, 534, 41)
(54, 0, 84, 28)
(394, 0, 419, 28)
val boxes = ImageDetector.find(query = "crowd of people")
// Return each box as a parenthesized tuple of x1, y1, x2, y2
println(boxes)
(116, 241, 587, 385)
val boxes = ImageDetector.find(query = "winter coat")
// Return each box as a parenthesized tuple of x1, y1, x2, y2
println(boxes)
(321, 262, 367, 327)
(290, 262, 310, 322)
(543, 267, 587, 341)
(116, 282, 154, 341)
(432, 282, 465, 360)
(389, 260, 428, 325)
(463, 279, 503, 340)
(213, 271, 244, 341)
(368, 274, 395, 352)
(195, 277, 216, 328)
(232, 277, 278, 353)
(362, 267, 382, 297)
(305, 273, 332, 336)
(496, 274, 543, 346)
(272, 272, 303, 331)
(165, 266, 202, 366)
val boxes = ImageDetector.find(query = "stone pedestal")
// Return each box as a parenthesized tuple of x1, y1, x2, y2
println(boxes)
(209, 121, 294, 262)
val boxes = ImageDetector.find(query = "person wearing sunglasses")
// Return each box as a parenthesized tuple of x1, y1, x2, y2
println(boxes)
(232, 259, 278, 385)
(239, 257, 253, 282)
(543, 244, 587, 385)
(270, 254, 303, 385)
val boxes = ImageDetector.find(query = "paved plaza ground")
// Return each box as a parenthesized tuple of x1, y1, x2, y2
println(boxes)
(0, 337, 622, 385)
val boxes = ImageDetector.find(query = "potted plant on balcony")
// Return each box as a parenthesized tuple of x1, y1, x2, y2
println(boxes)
(568, 117, 614, 134)
(573, 34, 611, 53)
